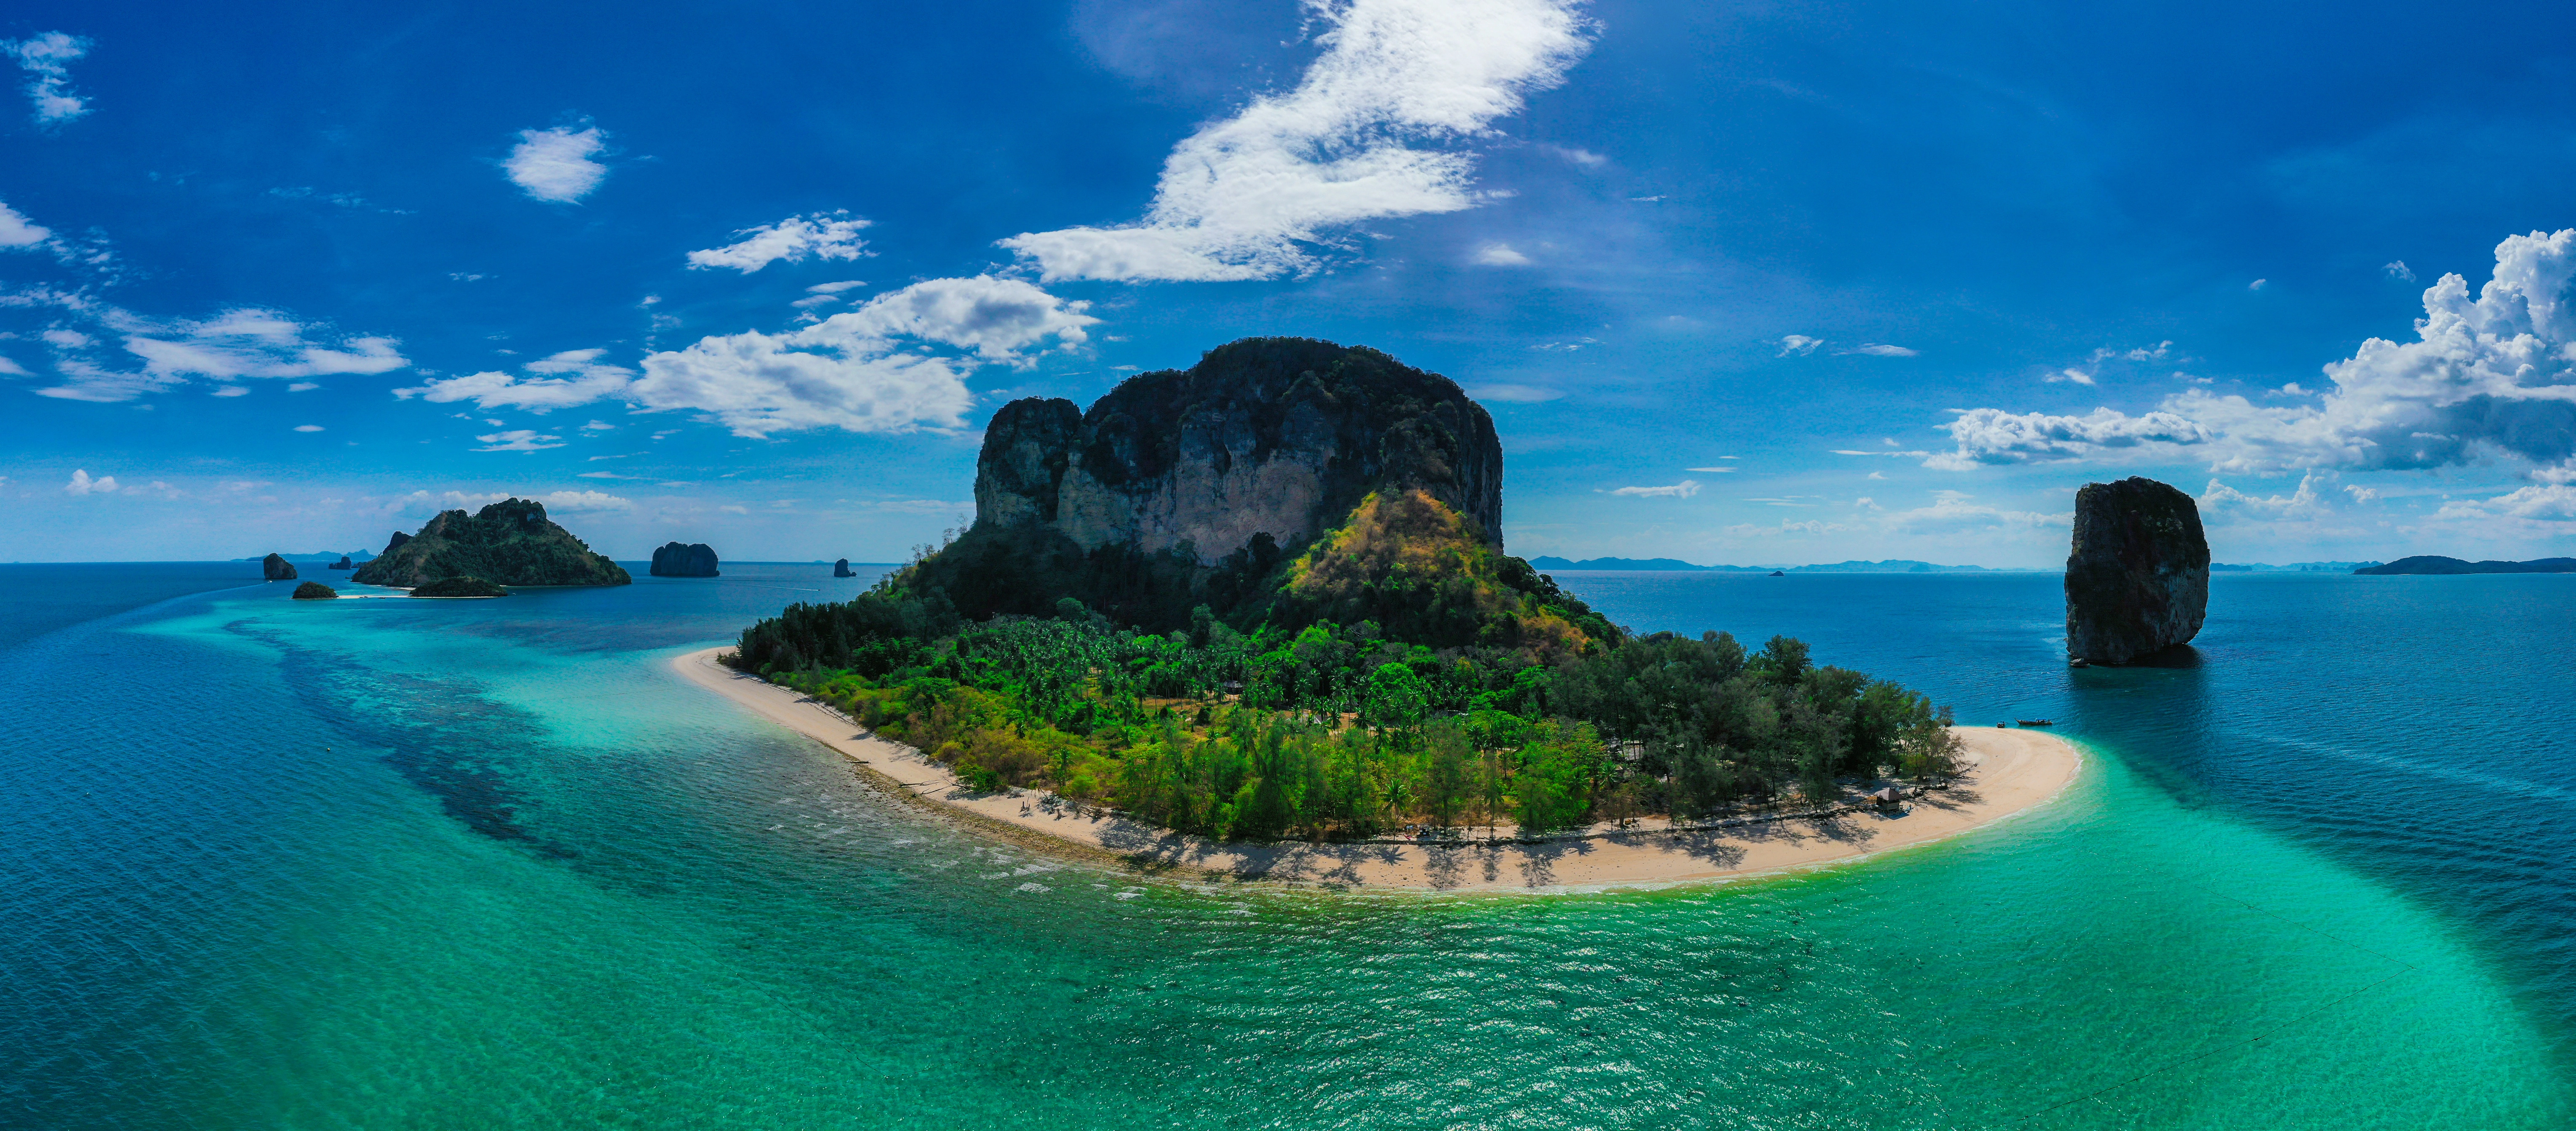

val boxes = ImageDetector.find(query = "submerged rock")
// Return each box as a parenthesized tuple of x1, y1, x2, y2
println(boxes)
(291, 581, 338, 600)
(832, 558, 856, 578)
(410, 575, 509, 598)
(2065, 477, 2210, 665)
(263, 553, 298, 581)
(649, 541, 721, 577)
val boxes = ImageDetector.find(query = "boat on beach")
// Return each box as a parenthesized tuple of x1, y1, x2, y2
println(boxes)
(2016, 718, 2053, 726)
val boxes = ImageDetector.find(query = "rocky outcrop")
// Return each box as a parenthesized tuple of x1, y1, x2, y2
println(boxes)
(263, 554, 298, 581)
(971, 338, 1503, 564)
(354, 499, 631, 588)
(649, 542, 721, 577)
(833, 558, 856, 578)
(291, 581, 338, 600)
(2065, 477, 2209, 665)
(329, 556, 353, 570)
(2354, 555, 2576, 575)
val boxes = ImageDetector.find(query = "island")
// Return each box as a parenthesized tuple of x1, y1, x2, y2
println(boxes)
(2065, 476, 2208, 665)
(291, 581, 338, 600)
(833, 558, 857, 578)
(650, 542, 721, 577)
(263, 553, 298, 581)
(329, 555, 354, 570)
(2354, 556, 2576, 575)
(410, 576, 509, 598)
(687, 338, 2079, 889)
(353, 498, 631, 588)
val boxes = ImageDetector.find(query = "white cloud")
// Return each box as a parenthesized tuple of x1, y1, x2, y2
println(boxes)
(1723, 519, 1848, 537)
(1777, 335, 1822, 356)
(1000, 0, 1593, 282)
(807, 280, 867, 295)
(2249, 278, 2269, 291)
(402, 276, 1094, 438)
(64, 468, 115, 494)
(2199, 471, 2331, 520)
(1611, 479, 1700, 498)
(1467, 383, 1560, 402)
(211, 385, 248, 397)
(1543, 144, 1606, 166)
(21, 303, 409, 402)
(505, 124, 609, 203)
(1846, 343, 1919, 357)
(0, 200, 51, 247)
(2343, 483, 2379, 504)
(2089, 341, 2173, 363)
(292, 424, 324, 432)
(2047, 368, 2096, 386)
(0, 354, 26, 375)
(686, 212, 870, 272)
(1682, 466, 1738, 472)
(1933, 229, 2576, 477)
(2385, 261, 2415, 283)
(580, 419, 615, 431)
(395, 488, 631, 513)
(474, 429, 564, 452)
(287, 381, 319, 391)
(1881, 490, 2066, 536)
(1471, 241, 1531, 266)
(534, 489, 631, 511)
(5, 32, 91, 125)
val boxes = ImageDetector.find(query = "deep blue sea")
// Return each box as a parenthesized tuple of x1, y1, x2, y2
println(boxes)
(3, 564, 2570, 1128)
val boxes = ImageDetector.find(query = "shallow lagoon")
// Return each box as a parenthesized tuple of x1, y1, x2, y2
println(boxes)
(3, 565, 2567, 1128)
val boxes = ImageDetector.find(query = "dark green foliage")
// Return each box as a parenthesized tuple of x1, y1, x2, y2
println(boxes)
(354, 498, 631, 588)
(290, 581, 338, 600)
(410, 575, 508, 597)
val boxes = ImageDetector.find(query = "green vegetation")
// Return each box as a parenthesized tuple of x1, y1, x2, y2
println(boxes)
(731, 494, 1961, 841)
(354, 498, 631, 588)
(411, 575, 509, 598)
(290, 581, 338, 600)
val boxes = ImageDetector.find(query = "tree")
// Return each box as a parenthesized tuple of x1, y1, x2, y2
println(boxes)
(1363, 662, 1428, 731)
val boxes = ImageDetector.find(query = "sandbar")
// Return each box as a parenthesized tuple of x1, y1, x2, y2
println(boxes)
(672, 646, 2082, 892)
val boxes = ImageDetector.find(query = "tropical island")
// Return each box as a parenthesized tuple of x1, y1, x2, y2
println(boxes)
(354, 498, 630, 589)
(685, 338, 2078, 887)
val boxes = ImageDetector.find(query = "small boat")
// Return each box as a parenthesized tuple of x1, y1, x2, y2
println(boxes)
(2016, 718, 2054, 726)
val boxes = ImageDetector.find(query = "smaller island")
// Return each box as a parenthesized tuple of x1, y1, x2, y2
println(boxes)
(833, 558, 856, 578)
(2354, 555, 2576, 575)
(329, 555, 354, 570)
(291, 582, 338, 600)
(410, 576, 509, 598)
(355, 498, 630, 588)
(263, 553, 298, 581)
(650, 541, 721, 577)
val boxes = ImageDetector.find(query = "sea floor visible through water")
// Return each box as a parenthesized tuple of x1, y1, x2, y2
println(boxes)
(2, 563, 2569, 1129)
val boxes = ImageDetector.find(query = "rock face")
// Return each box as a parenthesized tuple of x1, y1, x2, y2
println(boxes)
(973, 338, 1502, 563)
(353, 499, 631, 588)
(2065, 477, 2210, 664)
(650, 542, 721, 577)
(329, 556, 354, 570)
(833, 558, 856, 578)
(291, 581, 338, 600)
(263, 554, 298, 581)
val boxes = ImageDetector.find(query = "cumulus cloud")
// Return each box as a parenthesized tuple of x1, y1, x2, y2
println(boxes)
(1932, 229, 2576, 477)
(1611, 479, 1700, 498)
(2385, 261, 2415, 283)
(400, 276, 1095, 438)
(1471, 241, 1531, 265)
(686, 212, 870, 272)
(1777, 334, 1822, 356)
(0, 200, 51, 247)
(17, 301, 409, 402)
(2046, 368, 2096, 386)
(2200, 471, 2332, 520)
(505, 124, 609, 203)
(1000, 0, 1593, 282)
(64, 468, 115, 494)
(5, 32, 91, 125)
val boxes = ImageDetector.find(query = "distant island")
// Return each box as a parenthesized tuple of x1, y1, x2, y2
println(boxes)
(1527, 556, 2033, 574)
(354, 499, 630, 589)
(2355, 556, 2576, 575)
(689, 338, 2074, 882)
(2213, 560, 2383, 572)
(238, 549, 376, 564)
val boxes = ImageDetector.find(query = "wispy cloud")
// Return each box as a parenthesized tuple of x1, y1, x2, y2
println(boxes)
(14, 298, 410, 403)
(1471, 241, 1531, 266)
(1844, 343, 1918, 357)
(1610, 479, 1700, 498)
(687, 212, 870, 272)
(1001, 0, 1594, 281)
(4, 32, 92, 125)
(1777, 335, 1822, 356)
(474, 429, 564, 452)
(505, 123, 609, 203)
(1467, 383, 1560, 402)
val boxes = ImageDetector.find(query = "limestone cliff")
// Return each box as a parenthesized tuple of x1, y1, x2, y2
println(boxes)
(2065, 477, 2210, 664)
(904, 338, 1538, 634)
(263, 554, 298, 581)
(650, 542, 721, 577)
(354, 499, 631, 588)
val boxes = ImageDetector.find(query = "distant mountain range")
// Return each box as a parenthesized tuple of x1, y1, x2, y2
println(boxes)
(2212, 561, 2382, 573)
(235, 550, 376, 563)
(1525, 556, 2032, 574)
(2353, 556, 2576, 575)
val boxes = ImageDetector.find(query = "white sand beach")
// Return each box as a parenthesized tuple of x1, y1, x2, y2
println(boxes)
(673, 646, 2082, 891)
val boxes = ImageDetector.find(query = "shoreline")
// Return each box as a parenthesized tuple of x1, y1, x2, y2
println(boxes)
(670, 646, 2083, 892)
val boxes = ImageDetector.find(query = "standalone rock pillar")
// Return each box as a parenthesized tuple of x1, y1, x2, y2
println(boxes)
(649, 541, 721, 577)
(2065, 477, 2209, 665)
(263, 553, 298, 581)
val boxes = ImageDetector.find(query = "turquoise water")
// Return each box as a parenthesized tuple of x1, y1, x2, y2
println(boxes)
(3, 566, 2568, 1128)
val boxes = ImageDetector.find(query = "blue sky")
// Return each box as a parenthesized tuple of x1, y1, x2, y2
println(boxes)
(6, 0, 2576, 566)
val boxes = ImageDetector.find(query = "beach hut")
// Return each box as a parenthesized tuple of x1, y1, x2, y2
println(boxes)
(1867, 787, 1902, 805)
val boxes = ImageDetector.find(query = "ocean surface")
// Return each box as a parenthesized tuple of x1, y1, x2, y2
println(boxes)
(3, 563, 2570, 1129)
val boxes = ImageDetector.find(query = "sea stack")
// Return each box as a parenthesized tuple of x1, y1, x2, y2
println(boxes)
(2065, 477, 2210, 665)
(832, 558, 856, 577)
(650, 542, 721, 577)
(329, 555, 354, 570)
(263, 553, 298, 581)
